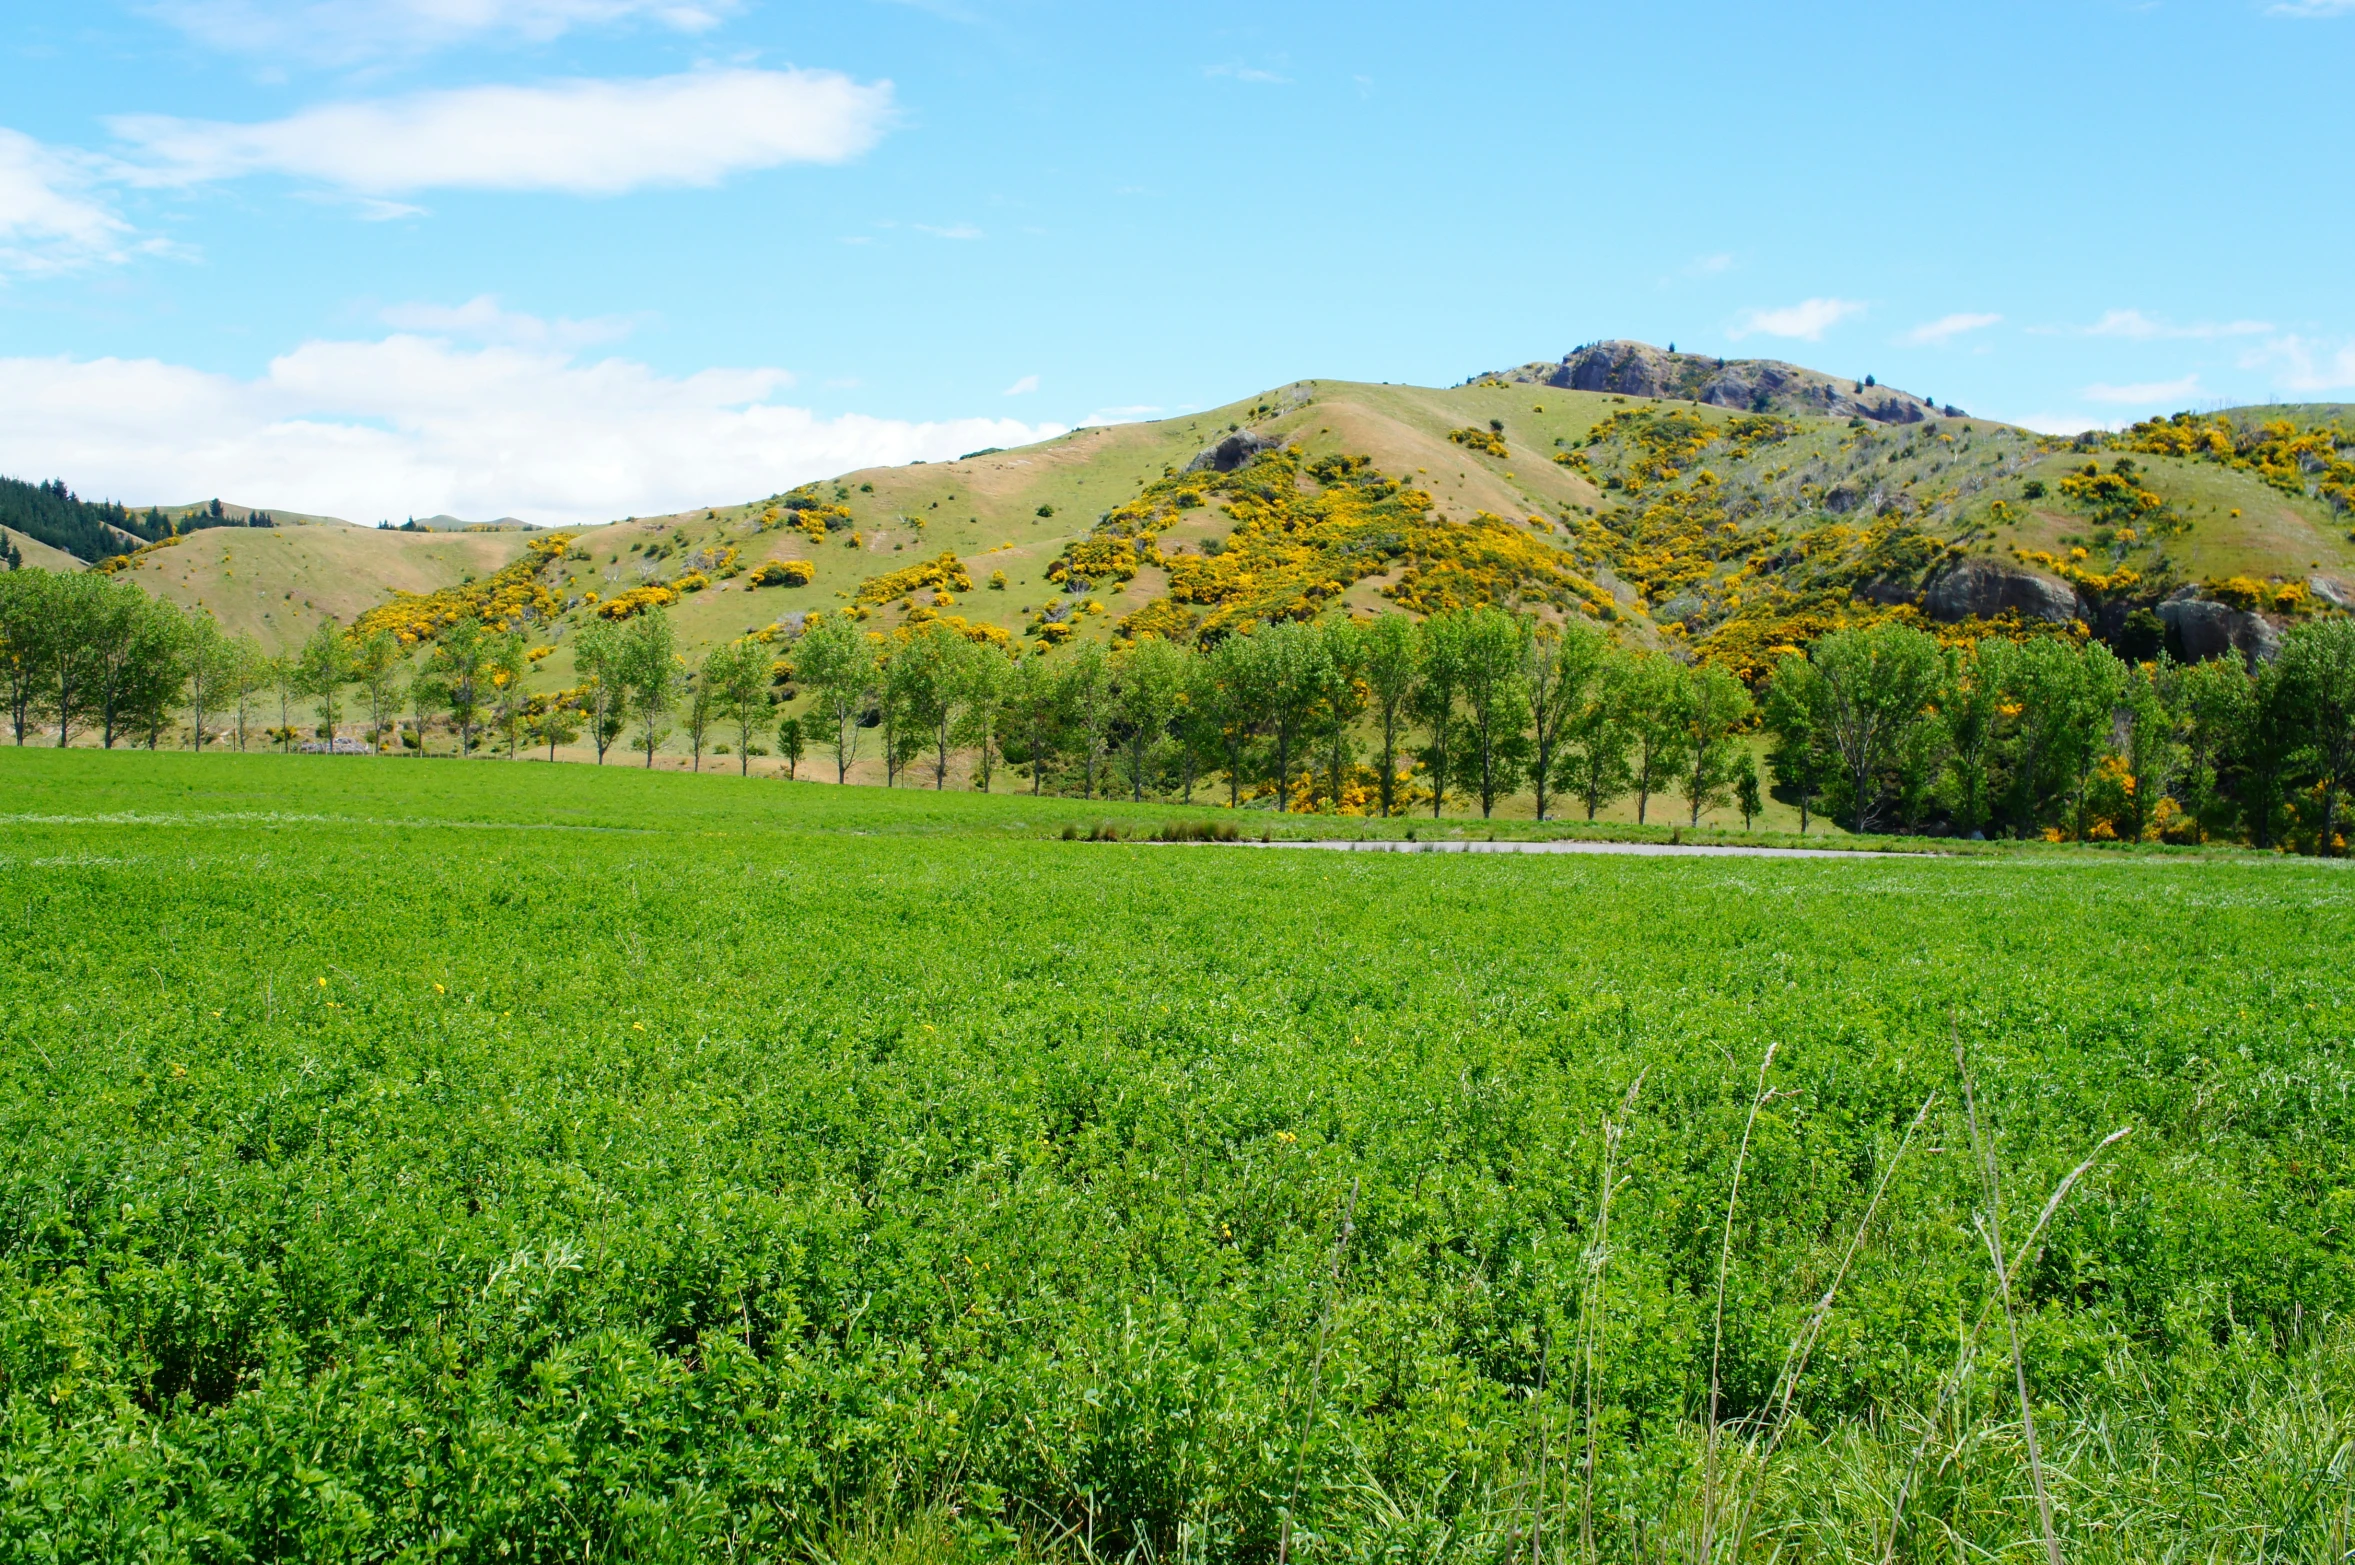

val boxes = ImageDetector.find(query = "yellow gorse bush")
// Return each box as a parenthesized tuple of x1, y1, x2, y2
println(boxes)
(355, 534, 575, 644)
(855, 551, 972, 606)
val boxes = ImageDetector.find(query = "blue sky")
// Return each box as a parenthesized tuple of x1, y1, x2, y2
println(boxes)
(2, 0, 2350, 525)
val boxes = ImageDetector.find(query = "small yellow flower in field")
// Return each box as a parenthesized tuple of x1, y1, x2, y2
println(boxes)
(1276, 1130, 1297, 1144)
(634, 1022, 646, 1031)
(315, 976, 326, 988)
(434, 983, 445, 995)
(922, 1023, 936, 1032)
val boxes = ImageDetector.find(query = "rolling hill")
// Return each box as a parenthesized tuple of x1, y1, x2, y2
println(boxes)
(57, 342, 2355, 693)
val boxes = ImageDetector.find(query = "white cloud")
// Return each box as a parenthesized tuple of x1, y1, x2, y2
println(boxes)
(2078, 309, 2271, 341)
(1728, 297, 1864, 342)
(146, 0, 737, 61)
(1205, 63, 1290, 84)
(2267, 0, 2355, 15)
(0, 335, 1065, 527)
(1686, 253, 1733, 276)
(378, 294, 638, 348)
(1903, 311, 2001, 346)
(110, 68, 893, 196)
(1002, 374, 1039, 396)
(0, 129, 140, 276)
(913, 222, 982, 240)
(2243, 334, 2355, 392)
(2083, 374, 2202, 405)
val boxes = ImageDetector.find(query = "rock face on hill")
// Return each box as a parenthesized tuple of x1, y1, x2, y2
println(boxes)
(1504, 341, 1956, 425)
(1186, 430, 1278, 473)
(1924, 557, 2082, 623)
(2160, 597, 2281, 666)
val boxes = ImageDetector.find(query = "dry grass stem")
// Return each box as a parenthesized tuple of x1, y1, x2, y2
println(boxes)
(1700, 1042, 1780, 1565)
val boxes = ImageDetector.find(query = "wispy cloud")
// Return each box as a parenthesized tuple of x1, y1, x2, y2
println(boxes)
(2072, 308, 2271, 341)
(1903, 311, 2001, 346)
(1002, 374, 1039, 396)
(0, 129, 145, 276)
(1205, 62, 1289, 84)
(1079, 404, 1162, 426)
(1686, 253, 1733, 276)
(0, 335, 1065, 527)
(2083, 374, 2202, 405)
(2266, 0, 2355, 15)
(379, 294, 639, 349)
(913, 222, 982, 240)
(109, 69, 894, 196)
(145, 0, 739, 63)
(2243, 334, 2355, 392)
(1729, 297, 1864, 342)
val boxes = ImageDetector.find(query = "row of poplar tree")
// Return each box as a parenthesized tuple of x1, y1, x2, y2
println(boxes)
(785, 607, 2355, 845)
(7, 561, 2353, 845)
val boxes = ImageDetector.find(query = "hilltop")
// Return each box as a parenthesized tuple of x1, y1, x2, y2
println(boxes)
(42, 344, 2355, 688)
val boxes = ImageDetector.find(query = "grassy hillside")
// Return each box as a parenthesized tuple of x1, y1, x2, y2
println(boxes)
(3, 747, 2348, 1560)
(119, 522, 541, 650)
(79, 349, 2355, 677)
(1, 526, 84, 573)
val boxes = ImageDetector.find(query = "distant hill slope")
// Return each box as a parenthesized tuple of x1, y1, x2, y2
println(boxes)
(115, 524, 537, 649)
(57, 344, 2355, 680)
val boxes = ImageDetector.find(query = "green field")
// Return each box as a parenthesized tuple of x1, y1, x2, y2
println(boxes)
(3, 749, 2351, 1562)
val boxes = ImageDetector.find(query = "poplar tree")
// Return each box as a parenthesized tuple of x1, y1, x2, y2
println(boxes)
(1361, 609, 1419, 816)
(573, 622, 628, 764)
(618, 610, 681, 768)
(296, 618, 354, 738)
(2275, 617, 2355, 855)
(1524, 619, 1606, 822)
(705, 638, 775, 777)
(792, 614, 876, 784)
(1113, 634, 1188, 802)
(1411, 614, 1467, 818)
(1453, 607, 1531, 819)
(1559, 646, 1635, 822)
(1675, 661, 1754, 827)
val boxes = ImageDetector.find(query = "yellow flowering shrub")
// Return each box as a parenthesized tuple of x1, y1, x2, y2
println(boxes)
(855, 551, 972, 605)
(750, 559, 817, 588)
(2116, 411, 2355, 509)
(356, 533, 574, 644)
(594, 583, 680, 620)
(1047, 535, 1139, 586)
(1447, 426, 1508, 458)
(898, 607, 1012, 646)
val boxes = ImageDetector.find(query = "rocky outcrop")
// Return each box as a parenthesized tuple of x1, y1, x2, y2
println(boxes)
(1540, 341, 1952, 424)
(1923, 557, 2082, 624)
(1185, 430, 1277, 474)
(2159, 598, 2281, 667)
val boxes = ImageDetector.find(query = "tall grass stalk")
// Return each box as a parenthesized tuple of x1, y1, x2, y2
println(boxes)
(1578, 1071, 1646, 1565)
(1279, 1175, 1360, 1565)
(1873, 1035, 2130, 1565)
(1699, 1043, 1780, 1565)
(1724, 1090, 1937, 1561)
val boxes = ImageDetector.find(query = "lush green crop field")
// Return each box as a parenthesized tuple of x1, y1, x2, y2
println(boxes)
(3, 750, 2350, 1563)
